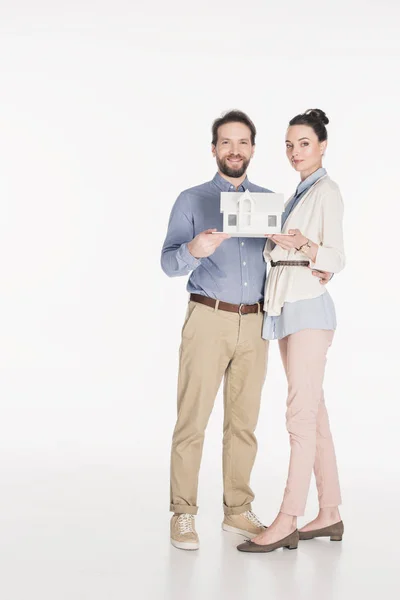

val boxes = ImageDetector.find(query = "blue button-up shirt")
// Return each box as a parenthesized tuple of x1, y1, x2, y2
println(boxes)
(161, 173, 272, 304)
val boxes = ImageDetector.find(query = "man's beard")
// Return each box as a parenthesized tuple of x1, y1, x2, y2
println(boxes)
(216, 154, 250, 179)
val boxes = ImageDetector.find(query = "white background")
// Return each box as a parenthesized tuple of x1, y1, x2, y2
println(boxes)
(0, 1, 399, 599)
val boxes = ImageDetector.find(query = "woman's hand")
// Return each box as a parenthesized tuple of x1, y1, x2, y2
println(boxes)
(266, 229, 308, 251)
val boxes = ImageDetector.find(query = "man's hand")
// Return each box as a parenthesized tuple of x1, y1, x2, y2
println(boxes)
(312, 270, 332, 285)
(188, 229, 231, 258)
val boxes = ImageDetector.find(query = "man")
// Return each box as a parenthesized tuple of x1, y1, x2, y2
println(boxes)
(161, 110, 331, 550)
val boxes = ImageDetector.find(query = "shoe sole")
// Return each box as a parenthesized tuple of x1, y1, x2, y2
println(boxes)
(299, 534, 343, 541)
(237, 542, 299, 553)
(171, 539, 200, 551)
(222, 524, 255, 537)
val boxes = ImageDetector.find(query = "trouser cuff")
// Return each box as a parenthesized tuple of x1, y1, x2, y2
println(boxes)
(223, 502, 252, 516)
(170, 504, 198, 515)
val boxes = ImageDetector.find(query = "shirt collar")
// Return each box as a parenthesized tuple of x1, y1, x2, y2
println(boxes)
(212, 172, 249, 193)
(295, 167, 326, 197)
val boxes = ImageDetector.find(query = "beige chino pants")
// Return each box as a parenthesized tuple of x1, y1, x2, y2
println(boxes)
(279, 329, 342, 516)
(170, 301, 268, 516)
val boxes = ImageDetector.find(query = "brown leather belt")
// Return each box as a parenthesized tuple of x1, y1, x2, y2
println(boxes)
(190, 293, 263, 315)
(271, 260, 310, 267)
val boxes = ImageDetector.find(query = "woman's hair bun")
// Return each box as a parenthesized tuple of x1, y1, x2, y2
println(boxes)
(304, 109, 329, 125)
(289, 108, 329, 141)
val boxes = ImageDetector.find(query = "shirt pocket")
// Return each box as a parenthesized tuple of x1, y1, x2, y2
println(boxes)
(181, 301, 199, 339)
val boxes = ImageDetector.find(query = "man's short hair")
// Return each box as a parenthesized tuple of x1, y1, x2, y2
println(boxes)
(212, 110, 256, 146)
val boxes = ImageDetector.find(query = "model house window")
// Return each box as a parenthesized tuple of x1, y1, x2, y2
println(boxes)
(228, 214, 237, 226)
(268, 215, 277, 227)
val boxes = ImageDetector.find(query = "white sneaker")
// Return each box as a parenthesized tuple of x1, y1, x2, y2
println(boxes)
(170, 513, 200, 550)
(222, 510, 267, 537)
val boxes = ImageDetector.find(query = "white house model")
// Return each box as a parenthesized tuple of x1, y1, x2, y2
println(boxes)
(220, 190, 284, 237)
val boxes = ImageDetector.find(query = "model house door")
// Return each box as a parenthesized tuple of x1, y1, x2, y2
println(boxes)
(238, 197, 252, 230)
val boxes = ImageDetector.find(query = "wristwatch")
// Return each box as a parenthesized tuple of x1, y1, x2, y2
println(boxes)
(297, 239, 312, 253)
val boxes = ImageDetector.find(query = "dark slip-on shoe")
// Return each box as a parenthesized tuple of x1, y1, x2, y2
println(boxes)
(237, 529, 299, 553)
(299, 520, 344, 541)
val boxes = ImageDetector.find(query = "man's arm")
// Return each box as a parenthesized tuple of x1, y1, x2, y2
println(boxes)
(161, 194, 201, 277)
(160, 194, 230, 277)
(312, 270, 333, 285)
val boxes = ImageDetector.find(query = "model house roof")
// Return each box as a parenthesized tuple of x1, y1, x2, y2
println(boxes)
(236, 189, 255, 206)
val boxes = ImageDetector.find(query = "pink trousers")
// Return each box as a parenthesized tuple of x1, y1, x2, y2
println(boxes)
(278, 329, 342, 517)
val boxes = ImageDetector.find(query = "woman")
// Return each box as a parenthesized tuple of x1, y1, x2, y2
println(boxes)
(238, 109, 345, 553)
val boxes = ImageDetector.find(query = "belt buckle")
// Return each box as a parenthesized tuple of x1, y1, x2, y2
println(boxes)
(238, 303, 244, 316)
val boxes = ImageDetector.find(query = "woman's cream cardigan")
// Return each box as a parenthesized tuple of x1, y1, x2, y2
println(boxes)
(263, 175, 345, 316)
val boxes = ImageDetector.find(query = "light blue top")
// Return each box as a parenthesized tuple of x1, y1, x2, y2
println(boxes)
(161, 173, 272, 304)
(262, 168, 337, 341)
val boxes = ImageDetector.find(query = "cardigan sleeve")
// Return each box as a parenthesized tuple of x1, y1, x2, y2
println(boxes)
(263, 238, 274, 262)
(309, 187, 345, 273)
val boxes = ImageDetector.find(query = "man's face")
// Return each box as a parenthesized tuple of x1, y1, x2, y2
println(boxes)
(212, 122, 255, 178)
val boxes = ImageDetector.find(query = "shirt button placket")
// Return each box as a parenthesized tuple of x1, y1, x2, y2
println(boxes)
(240, 239, 249, 304)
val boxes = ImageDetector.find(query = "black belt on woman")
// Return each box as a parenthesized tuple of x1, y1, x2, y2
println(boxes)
(270, 260, 310, 267)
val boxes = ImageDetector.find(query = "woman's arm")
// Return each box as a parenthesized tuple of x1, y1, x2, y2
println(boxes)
(303, 188, 345, 273)
(266, 186, 345, 274)
(263, 238, 274, 262)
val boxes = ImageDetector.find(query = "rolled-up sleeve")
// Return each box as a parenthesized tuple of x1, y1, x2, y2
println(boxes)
(310, 189, 345, 273)
(263, 238, 274, 262)
(161, 194, 202, 277)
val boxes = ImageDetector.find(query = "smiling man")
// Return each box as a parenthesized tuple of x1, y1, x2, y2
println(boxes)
(161, 110, 331, 551)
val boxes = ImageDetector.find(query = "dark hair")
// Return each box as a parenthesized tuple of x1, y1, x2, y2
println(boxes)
(289, 109, 329, 142)
(212, 110, 256, 146)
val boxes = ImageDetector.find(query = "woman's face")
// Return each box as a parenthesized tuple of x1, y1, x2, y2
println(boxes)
(285, 125, 327, 178)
